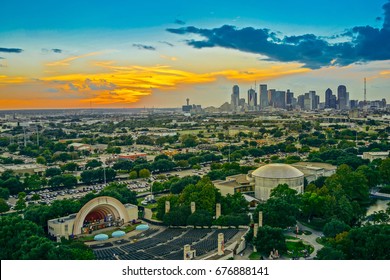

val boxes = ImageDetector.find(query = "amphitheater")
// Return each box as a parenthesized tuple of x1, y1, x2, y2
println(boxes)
(90, 226, 246, 260)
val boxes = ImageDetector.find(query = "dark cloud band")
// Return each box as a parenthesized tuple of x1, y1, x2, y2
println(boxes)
(132, 44, 156, 51)
(0, 47, 23, 53)
(167, 0, 390, 69)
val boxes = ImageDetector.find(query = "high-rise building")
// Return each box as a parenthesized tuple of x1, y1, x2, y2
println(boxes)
(329, 94, 337, 109)
(338, 85, 348, 110)
(274, 91, 286, 108)
(259, 84, 268, 109)
(297, 95, 305, 109)
(304, 91, 317, 110)
(325, 88, 333, 108)
(247, 88, 257, 109)
(315, 94, 320, 110)
(267, 89, 276, 107)
(286, 89, 294, 105)
(231, 85, 240, 109)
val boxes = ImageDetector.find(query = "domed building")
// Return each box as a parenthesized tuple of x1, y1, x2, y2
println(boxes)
(250, 163, 304, 201)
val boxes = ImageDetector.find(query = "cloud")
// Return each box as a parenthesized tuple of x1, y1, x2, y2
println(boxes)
(167, 0, 390, 69)
(0, 47, 23, 53)
(132, 44, 156, 51)
(46, 52, 101, 66)
(42, 48, 63, 54)
(174, 19, 186, 25)
(159, 41, 174, 47)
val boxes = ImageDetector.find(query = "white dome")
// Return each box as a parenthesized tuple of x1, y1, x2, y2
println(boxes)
(252, 163, 304, 179)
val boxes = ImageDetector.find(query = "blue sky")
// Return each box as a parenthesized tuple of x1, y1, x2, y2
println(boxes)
(0, 0, 389, 109)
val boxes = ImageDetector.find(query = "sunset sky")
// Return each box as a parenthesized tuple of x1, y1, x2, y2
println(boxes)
(0, 0, 389, 109)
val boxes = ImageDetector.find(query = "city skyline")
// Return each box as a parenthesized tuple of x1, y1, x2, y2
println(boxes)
(0, 0, 389, 109)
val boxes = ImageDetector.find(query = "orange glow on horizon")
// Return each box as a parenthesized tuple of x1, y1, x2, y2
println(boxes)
(0, 61, 311, 108)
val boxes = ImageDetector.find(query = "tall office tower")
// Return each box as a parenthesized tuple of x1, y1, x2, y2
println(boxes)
(325, 88, 332, 108)
(329, 95, 337, 109)
(231, 85, 240, 109)
(315, 94, 320, 110)
(286, 89, 294, 105)
(338, 85, 348, 110)
(304, 91, 316, 110)
(267, 89, 276, 106)
(274, 91, 286, 108)
(297, 95, 305, 109)
(304, 92, 312, 110)
(259, 84, 268, 109)
(346, 91, 350, 109)
(247, 88, 257, 108)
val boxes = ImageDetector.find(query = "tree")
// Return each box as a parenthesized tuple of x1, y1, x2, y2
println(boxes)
(139, 169, 151, 178)
(0, 187, 10, 200)
(315, 247, 346, 260)
(152, 159, 176, 172)
(254, 198, 298, 228)
(36, 156, 46, 165)
(163, 205, 191, 226)
(0, 198, 10, 213)
(45, 167, 62, 177)
(61, 162, 79, 172)
(136, 135, 154, 145)
(379, 158, 390, 184)
(99, 183, 137, 205)
(253, 226, 287, 255)
(323, 219, 351, 238)
(187, 210, 213, 228)
(14, 192, 27, 211)
(181, 134, 198, 147)
(325, 164, 370, 206)
(85, 159, 102, 169)
(129, 170, 138, 179)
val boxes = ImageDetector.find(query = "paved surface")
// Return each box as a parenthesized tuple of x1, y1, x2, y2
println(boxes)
(285, 222, 324, 259)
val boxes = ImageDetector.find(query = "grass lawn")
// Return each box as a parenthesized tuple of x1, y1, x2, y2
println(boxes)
(77, 224, 138, 242)
(248, 252, 262, 260)
(285, 240, 314, 259)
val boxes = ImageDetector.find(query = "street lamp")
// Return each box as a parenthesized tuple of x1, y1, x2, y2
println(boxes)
(103, 164, 106, 185)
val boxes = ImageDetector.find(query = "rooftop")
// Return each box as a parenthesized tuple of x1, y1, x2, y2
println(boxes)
(251, 163, 304, 179)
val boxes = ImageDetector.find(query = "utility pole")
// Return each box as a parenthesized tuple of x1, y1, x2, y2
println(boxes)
(36, 126, 39, 147)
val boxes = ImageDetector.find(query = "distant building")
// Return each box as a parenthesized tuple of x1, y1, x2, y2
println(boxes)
(286, 89, 294, 109)
(297, 95, 305, 109)
(362, 151, 389, 162)
(251, 164, 304, 201)
(273, 91, 286, 109)
(117, 152, 147, 161)
(247, 88, 257, 109)
(182, 98, 192, 112)
(259, 84, 268, 109)
(338, 85, 349, 110)
(325, 88, 332, 108)
(68, 143, 92, 151)
(231, 85, 240, 110)
(0, 163, 46, 176)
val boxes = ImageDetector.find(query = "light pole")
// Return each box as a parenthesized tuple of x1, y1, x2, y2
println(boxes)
(103, 164, 106, 185)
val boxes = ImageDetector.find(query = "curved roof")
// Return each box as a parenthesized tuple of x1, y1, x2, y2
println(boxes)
(252, 163, 304, 179)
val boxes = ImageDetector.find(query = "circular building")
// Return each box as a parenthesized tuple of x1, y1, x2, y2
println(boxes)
(251, 163, 304, 201)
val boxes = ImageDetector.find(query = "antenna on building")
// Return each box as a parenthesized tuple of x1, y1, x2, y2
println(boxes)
(364, 77, 367, 104)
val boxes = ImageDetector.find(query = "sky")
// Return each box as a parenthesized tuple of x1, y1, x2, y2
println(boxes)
(0, 0, 389, 109)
